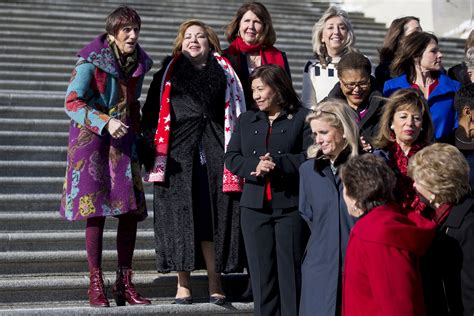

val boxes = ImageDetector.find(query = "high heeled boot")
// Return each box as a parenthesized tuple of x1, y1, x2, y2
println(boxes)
(112, 267, 151, 306)
(88, 267, 110, 307)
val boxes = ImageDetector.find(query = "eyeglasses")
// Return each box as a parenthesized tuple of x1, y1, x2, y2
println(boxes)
(340, 80, 370, 90)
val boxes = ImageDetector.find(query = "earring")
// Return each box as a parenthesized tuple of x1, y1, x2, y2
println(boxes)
(343, 134, 346, 139)
(429, 194, 435, 205)
(350, 205, 363, 217)
(390, 125, 394, 130)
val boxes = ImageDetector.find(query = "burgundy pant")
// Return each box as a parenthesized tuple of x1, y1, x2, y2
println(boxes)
(85, 214, 138, 270)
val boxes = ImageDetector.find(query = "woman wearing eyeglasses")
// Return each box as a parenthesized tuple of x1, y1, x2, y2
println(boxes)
(325, 52, 384, 149)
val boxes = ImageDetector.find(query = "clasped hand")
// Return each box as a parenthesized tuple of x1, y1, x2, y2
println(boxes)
(250, 153, 275, 177)
(106, 118, 129, 139)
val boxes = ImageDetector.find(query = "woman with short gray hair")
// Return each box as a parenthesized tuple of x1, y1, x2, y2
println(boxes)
(408, 143, 474, 315)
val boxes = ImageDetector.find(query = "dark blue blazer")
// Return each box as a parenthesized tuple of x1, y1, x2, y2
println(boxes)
(224, 107, 312, 209)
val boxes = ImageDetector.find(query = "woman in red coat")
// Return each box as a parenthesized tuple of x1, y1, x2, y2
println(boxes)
(340, 154, 435, 316)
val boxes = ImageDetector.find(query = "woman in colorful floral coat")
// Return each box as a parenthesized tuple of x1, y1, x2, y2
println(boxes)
(59, 6, 152, 307)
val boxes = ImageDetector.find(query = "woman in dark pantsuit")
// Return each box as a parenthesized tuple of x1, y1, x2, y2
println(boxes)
(225, 64, 312, 316)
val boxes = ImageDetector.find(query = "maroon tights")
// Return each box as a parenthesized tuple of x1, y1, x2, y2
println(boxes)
(85, 214, 138, 270)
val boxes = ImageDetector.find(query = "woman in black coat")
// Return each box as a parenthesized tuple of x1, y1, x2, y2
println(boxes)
(142, 20, 246, 305)
(324, 52, 384, 148)
(225, 64, 312, 316)
(409, 143, 474, 316)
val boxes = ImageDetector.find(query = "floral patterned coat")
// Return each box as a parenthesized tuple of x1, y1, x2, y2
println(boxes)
(59, 33, 153, 221)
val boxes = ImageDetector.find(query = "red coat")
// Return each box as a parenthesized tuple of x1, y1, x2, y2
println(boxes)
(342, 203, 436, 316)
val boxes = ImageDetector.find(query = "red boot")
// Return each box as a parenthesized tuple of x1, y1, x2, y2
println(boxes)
(88, 267, 110, 307)
(112, 267, 151, 306)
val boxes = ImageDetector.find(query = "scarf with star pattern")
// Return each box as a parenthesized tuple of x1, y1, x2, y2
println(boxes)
(144, 52, 245, 192)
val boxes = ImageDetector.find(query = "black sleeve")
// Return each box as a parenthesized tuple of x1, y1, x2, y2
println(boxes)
(282, 51, 292, 81)
(224, 114, 260, 182)
(139, 56, 172, 170)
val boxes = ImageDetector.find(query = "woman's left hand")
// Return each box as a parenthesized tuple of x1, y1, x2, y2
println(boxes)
(251, 153, 275, 177)
(360, 136, 373, 153)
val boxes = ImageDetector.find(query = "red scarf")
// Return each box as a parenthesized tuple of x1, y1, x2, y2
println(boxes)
(144, 53, 246, 192)
(431, 203, 452, 225)
(226, 37, 286, 71)
(387, 141, 427, 214)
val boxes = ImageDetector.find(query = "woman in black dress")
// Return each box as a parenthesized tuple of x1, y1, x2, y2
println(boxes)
(142, 19, 246, 305)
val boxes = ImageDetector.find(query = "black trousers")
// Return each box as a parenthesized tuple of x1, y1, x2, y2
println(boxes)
(241, 201, 306, 316)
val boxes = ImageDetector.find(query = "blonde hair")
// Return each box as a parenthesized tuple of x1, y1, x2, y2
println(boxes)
(408, 143, 470, 205)
(172, 19, 222, 56)
(311, 6, 355, 65)
(373, 88, 434, 148)
(305, 99, 359, 158)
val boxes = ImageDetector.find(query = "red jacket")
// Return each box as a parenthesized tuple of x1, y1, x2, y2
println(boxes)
(342, 203, 436, 316)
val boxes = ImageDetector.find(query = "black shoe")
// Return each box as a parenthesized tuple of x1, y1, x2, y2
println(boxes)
(174, 296, 193, 305)
(209, 294, 226, 305)
(240, 282, 253, 302)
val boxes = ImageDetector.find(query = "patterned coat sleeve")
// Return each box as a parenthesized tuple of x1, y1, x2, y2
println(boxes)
(64, 59, 110, 135)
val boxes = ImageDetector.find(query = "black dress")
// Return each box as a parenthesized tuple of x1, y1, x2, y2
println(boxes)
(142, 54, 245, 273)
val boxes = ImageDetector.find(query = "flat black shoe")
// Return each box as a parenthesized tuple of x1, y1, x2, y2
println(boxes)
(174, 296, 193, 305)
(240, 283, 253, 302)
(209, 295, 226, 305)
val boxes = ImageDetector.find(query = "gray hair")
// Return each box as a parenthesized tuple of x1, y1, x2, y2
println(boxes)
(466, 47, 474, 69)
(311, 6, 356, 63)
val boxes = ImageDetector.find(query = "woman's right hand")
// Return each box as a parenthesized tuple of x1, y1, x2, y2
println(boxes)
(250, 153, 276, 177)
(106, 118, 129, 139)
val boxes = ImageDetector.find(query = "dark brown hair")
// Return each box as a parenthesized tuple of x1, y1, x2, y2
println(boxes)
(373, 88, 434, 148)
(379, 16, 420, 64)
(249, 64, 301, 112)
(225, 2, 276, 46)
(340, 154, 396, 212)
(105, 6, 141, 37)
(390, 31, 438, 82)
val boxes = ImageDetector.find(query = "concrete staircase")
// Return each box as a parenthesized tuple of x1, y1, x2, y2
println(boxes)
(0, 0, 465, 314)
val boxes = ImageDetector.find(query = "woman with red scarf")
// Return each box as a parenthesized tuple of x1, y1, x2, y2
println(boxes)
(408, 143, 474, 316)
(372, 88, 434, 214)
(141, 20, 246, 305)
(224, 1, 291, 108)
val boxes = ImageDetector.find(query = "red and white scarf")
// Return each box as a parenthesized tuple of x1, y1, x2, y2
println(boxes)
(144, 52, 245, 192)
